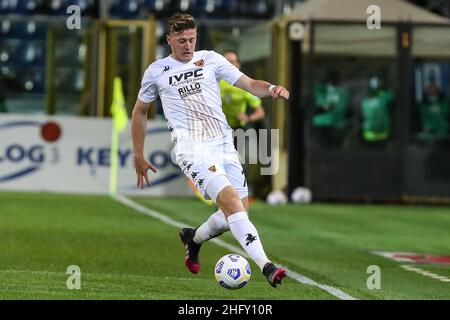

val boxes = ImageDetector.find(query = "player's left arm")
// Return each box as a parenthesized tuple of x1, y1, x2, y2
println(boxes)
(234, 74, 289, 100)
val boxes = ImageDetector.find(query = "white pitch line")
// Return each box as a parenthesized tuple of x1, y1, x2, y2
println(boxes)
(113, 194, 357, 300)
(400, 265, 450, 282)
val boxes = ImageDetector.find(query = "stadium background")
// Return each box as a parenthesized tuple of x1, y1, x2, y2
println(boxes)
(1, 0, 450, 301)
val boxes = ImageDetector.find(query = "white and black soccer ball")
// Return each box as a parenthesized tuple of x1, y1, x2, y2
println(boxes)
(266, 190, 288, 205)
(291, 187, 312, 204)
(214, 254, 251, 290)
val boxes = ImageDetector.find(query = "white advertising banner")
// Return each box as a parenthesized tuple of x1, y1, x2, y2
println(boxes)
(0, 114, 191, 196)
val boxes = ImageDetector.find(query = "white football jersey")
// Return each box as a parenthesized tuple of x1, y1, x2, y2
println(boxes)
(138, 50, 243, 143)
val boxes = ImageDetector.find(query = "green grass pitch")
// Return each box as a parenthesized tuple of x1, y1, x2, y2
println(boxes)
(0, 191, 449, 299)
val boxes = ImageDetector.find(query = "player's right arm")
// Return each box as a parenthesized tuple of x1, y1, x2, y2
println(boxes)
(131, 98, 158, 189)
(214, 51, 289, 100)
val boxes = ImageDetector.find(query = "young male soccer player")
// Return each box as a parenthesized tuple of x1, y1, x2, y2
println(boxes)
(131, 13, 289, 287)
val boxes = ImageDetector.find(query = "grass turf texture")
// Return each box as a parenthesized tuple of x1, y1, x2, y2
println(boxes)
(0, 191, 449, 299)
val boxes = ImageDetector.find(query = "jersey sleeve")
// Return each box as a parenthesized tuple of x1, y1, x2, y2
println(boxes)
(212, 51, 243, 85)
(138, 66, 158, 103)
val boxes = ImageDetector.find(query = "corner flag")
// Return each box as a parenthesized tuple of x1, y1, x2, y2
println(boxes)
(111, 77, 129, 132)
(109, 76, 129, 196)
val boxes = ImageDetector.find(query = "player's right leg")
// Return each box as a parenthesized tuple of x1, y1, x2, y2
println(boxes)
(179, 227, 202, 274)
(179, 207, 229, 274)
(177, 157, 229, 273)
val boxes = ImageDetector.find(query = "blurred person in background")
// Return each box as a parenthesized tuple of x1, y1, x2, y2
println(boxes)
(360, 76, 394, 144)
(131, 13, 289, 288)
(220, 50, 265, 133)
(418, 77, 449, 140)
(220, 50, 267, 202)
(313, 70, 349, 146)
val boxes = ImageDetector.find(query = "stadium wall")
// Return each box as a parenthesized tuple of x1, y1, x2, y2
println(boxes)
(0, 114, 190, 196)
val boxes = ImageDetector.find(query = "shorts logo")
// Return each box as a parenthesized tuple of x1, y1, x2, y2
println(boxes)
(193, 59, 205, 67)
(182, 161, 193, 174)
(198, 178, 204, 187)
(208, 165, 216, 173)
(191, 171, 199, 179)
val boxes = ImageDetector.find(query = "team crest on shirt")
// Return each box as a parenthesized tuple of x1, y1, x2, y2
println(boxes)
(208, 165, 217, 173)
(193, 59, 205, 67)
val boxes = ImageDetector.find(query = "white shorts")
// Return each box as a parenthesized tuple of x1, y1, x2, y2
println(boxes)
(174, 135, 248, 203)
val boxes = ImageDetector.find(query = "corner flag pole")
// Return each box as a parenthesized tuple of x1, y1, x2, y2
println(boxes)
(109, 76, 129, 196)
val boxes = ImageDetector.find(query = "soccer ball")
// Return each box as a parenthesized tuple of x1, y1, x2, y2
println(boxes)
(214, 254, 251, 290)
(266, 190, 288, 205)
(291, 186, 312, 204)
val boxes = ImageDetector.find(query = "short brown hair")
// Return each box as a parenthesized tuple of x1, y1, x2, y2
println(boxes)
(168, 13, 196, 34)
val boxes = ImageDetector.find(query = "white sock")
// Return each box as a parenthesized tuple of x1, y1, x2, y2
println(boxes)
(193, 210, 229, 244)
(227, 211, 270, 271)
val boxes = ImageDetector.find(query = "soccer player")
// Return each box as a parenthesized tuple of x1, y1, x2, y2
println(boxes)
(131, 13, 289, 288)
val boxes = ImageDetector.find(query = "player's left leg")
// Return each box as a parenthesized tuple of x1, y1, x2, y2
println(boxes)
(226, 158, 285, 287)
(217, 155, 286, 287)
(216, 184, 286, 288)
